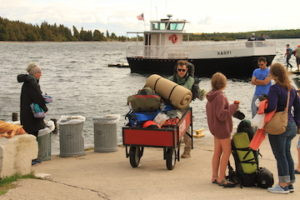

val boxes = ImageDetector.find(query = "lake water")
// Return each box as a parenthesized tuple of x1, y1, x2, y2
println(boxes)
(0, 39, 299, 154)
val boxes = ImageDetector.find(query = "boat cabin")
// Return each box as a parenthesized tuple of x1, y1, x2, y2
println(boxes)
(127, 16, 189, 59)
(144, 18, 187, 47)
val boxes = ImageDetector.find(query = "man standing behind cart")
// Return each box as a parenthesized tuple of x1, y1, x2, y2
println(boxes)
(169, 60, 195, 158)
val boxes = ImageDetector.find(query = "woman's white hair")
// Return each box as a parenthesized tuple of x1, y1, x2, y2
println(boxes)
(26, 63, 41, 75)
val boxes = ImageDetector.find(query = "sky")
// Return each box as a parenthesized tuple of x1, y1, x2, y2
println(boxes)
(1, 0, 300, 35)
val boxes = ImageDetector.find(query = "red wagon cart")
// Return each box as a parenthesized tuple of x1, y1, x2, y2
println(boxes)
(122, 108, 193, 170)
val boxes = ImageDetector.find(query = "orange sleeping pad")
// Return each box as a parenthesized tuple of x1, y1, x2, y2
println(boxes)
(0, 120, 26, 138)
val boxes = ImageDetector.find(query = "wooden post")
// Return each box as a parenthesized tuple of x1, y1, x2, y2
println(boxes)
(12, 112, 18, 121)
(50, 118, 58, 134)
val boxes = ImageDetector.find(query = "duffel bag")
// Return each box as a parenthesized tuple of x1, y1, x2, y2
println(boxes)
(127, 94, 161, 112)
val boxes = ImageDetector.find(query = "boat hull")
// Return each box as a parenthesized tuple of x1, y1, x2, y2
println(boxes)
(127, 55, 275, 78)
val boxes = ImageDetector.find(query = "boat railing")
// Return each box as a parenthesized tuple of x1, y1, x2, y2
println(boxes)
(126, 45, 189, 59)
(126, 41, 276, 59)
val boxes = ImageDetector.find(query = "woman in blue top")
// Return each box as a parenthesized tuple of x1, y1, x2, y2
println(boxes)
(265, 63, 300, 194)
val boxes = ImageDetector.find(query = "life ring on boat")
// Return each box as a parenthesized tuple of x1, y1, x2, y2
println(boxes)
(169, 34, 178, 44)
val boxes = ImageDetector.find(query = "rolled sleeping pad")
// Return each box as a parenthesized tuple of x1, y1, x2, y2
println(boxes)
(249, 129, 266, 151)
(145, 74, 192, 109)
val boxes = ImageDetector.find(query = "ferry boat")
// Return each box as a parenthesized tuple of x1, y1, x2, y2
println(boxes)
(126, 15, 276, 78)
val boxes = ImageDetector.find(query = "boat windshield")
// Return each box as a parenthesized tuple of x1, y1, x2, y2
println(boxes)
(152, 22, 164, 30)
(151, 22, 185, 31)
(169, 23, 184, 31)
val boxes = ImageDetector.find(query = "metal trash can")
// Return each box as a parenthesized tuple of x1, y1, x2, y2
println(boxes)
(37, 132, 51, 161)
(58, 115, 85, 157)
(93, 114, 120, 152)
(37, 120, 55, 161)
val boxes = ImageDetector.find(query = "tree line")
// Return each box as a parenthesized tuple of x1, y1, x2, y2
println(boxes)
(1, 16, 300, 42)
(186, 29, 300, 41)
(0, 17, 127, 41)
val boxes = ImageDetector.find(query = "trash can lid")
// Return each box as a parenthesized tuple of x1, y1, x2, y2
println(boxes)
(58, 115, 86, 125)
(93, 114, 120, 124)
(38, 120, 55, 137)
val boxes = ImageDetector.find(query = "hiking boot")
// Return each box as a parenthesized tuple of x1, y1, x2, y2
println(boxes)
(181, 134, 191, 158)
(181, 149, 191, 158)
(288, 185, 294, 193)
(267, 184, 289, 194)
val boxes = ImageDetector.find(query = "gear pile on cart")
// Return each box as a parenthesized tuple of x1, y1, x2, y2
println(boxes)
(123, 74, 194, 170)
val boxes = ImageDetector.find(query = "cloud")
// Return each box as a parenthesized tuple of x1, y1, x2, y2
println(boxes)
(0, 0, 148, 34)
(197, 17, 212, 25)
(1, 0, 300, 35)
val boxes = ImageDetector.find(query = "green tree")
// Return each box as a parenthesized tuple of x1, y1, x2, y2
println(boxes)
(106, 30, 110, 39)
(73, 26, 80, 41)
(93, 29, 105, 41)
(110, 32, 117, 40)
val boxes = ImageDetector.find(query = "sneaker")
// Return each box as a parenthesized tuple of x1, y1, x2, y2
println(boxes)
(268, 184, 289, 194)
(31, 159, 42, 165)
(288, 185, 294, 193)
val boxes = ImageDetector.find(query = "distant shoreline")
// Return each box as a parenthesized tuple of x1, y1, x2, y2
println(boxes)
(2, 16, 300, 42)
(1, 38, 300, 43)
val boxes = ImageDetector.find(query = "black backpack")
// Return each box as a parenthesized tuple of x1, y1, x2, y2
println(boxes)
(191, 77, 201, 101)
(256, 167, 274, 188)
(237, 120, 254, 140)
(185, 62, 201, 101)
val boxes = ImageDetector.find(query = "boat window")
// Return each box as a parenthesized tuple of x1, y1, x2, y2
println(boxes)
(170, 23, 185, 31)
(152, 23, 159, 30)
(159, 23, 166, 30)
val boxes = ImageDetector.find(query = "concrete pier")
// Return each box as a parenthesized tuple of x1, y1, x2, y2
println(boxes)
(1, 134, 300, 200)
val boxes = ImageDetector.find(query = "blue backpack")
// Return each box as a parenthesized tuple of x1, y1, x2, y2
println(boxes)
(125, 111, 159, 127)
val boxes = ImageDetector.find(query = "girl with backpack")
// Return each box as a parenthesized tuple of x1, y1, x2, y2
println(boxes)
(206, 72, 239, 187)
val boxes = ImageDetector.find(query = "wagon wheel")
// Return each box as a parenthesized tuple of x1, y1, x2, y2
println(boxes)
(129, 146, 142, 168)
(166, 147, 176, 170)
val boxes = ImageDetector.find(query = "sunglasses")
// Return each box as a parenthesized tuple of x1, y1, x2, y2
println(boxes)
(177, 69, 186, 72)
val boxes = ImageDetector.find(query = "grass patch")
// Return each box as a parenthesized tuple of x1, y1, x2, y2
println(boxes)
(0, 173, 36, 195)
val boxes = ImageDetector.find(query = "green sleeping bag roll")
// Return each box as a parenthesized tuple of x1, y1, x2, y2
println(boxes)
(232, 132, 257, 174)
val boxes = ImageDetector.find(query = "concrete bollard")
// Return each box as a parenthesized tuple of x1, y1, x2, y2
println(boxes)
(0, 134, 38, 178)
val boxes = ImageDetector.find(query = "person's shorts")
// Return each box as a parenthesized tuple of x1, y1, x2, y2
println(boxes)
(296, 57, 300, 65)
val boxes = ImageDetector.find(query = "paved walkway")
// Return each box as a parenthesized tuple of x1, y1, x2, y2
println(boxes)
(2, 135, 300, 200)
